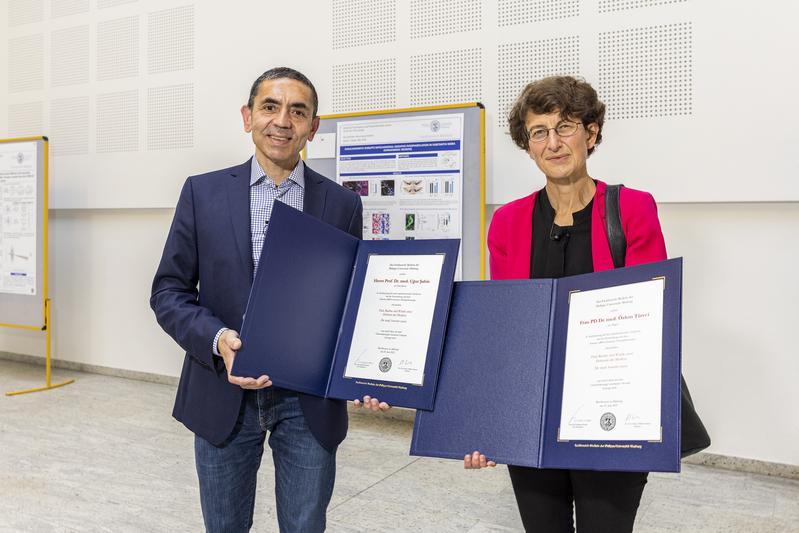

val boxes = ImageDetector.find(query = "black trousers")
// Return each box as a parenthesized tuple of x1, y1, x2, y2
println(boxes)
(508, 466, 648, 533)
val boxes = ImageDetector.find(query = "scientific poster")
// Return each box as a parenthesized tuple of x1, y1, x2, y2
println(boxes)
(336, 114, 464, 277)
(0, 141, 38, 296)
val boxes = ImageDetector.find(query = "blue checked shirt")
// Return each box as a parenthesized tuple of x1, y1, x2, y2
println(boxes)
(249, 157, 305, 273)
(213, 156, 305, 356)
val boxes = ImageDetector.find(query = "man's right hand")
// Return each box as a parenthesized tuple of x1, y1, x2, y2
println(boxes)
(217, 329, 272, 389)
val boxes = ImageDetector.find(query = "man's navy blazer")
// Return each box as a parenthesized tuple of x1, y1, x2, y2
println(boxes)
(150, 158, 363, 451)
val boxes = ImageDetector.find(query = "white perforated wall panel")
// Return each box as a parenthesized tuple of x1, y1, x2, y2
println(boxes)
(97, 90, 139, 153)
(8, 34, 45, 93)
(50, 25, 90, 87)
(147, 84, 193, 151)
(332, 59, 396, 113)
(8, 102, 44, 137)
(98, 0, 137, 8)
(147, 5, 194, 74)
(8, 0, 44, 27)
(410, 48, 482, 107)
(50, 0, 90, 18)
(497, 36, 580, 126)
(1, 1, 796, 207)
(598, 0, 687, 13)
(410, 0, 482, 39)
(498, 0, 580, 26)
(332, 0, 396, 49)
(598, 22, 692, 120)
(50, 96, 89, 156)
(97, 16, 139, 81)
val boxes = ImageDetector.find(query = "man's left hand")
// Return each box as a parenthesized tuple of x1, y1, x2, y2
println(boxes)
(353, 395, 390, 412)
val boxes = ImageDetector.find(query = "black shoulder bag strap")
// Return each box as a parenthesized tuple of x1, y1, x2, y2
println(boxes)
(604, 184, 626, 269)
(604, 183, 711, 458)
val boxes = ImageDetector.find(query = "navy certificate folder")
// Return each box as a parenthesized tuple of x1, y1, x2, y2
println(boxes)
(410, 258, 682, 472)
(232, 201, 460, 410)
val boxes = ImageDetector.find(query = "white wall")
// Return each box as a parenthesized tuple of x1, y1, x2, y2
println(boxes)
(2, 202, 798, 466)
(657, 202, 799, 466)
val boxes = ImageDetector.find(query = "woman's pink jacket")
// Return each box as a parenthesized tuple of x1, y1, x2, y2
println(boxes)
(488, 180, 667, 280)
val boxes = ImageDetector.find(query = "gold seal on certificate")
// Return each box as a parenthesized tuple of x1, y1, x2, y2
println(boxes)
(344, 254, 445, 386)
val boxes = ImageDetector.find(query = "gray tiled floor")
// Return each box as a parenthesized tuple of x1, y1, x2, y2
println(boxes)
(1, 359, 797, 532)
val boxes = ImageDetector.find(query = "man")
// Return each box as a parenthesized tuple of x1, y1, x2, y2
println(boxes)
(151, 67, 388, 532)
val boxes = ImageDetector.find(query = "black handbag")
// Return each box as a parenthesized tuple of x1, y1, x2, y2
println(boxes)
(605, 184, 711, 458)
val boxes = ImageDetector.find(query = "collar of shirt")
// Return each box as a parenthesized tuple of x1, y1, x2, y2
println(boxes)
(249, 156, 305, 189)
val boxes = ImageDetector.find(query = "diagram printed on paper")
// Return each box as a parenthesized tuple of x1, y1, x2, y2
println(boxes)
(0, 142, 37, 296)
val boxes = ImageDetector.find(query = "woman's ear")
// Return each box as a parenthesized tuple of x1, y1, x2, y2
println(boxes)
(586, 123, 599, 149)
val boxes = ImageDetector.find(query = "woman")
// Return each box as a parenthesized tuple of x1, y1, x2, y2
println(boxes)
(465, 76, 667, 533)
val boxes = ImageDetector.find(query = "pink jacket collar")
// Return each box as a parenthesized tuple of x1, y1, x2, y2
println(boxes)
(498, 180, 615, 280)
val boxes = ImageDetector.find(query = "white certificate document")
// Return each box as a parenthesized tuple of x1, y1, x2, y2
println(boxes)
(559, 279, 664, 441)
(344, 254, 445, 385)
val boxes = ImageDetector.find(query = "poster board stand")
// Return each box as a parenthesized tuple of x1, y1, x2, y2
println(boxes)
(5, 298, 74, 396)
(1, 136, 74, 395)
(305, 103, 486, 280)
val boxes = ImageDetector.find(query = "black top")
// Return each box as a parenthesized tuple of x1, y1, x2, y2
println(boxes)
(531, 187, 594, 279)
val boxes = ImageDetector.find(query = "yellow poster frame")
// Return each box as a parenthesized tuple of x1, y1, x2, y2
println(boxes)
(0, 136, 74, 395)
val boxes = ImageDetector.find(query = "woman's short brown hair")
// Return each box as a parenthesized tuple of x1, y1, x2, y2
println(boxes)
(508, 76, 605, 155)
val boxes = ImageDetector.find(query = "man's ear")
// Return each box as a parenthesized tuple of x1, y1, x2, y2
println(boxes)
(307, 116, 321, 142)
(241, 104, 253, 133)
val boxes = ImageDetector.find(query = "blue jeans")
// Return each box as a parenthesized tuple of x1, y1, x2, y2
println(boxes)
(194, 388, 336, 533)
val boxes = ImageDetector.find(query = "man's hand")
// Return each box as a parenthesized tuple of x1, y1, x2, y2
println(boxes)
(353, 395, 390, 412)
(217, 329, 272, 389)
(463, 450, 496, 469)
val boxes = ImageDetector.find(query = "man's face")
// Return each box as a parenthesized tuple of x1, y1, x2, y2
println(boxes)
(241, 77, 319, 171)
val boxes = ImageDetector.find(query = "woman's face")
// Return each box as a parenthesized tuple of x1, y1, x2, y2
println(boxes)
(524, 110, 598, 182)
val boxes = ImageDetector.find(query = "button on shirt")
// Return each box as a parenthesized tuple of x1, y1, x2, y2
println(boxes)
(212, 156, 305, 356)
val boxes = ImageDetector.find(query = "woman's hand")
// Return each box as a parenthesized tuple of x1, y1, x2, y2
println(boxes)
(464, 450, 496, 469)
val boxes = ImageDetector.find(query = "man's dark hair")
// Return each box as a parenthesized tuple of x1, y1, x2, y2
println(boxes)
(247, 67, 319, 117)
(508, 76, 605, 156)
